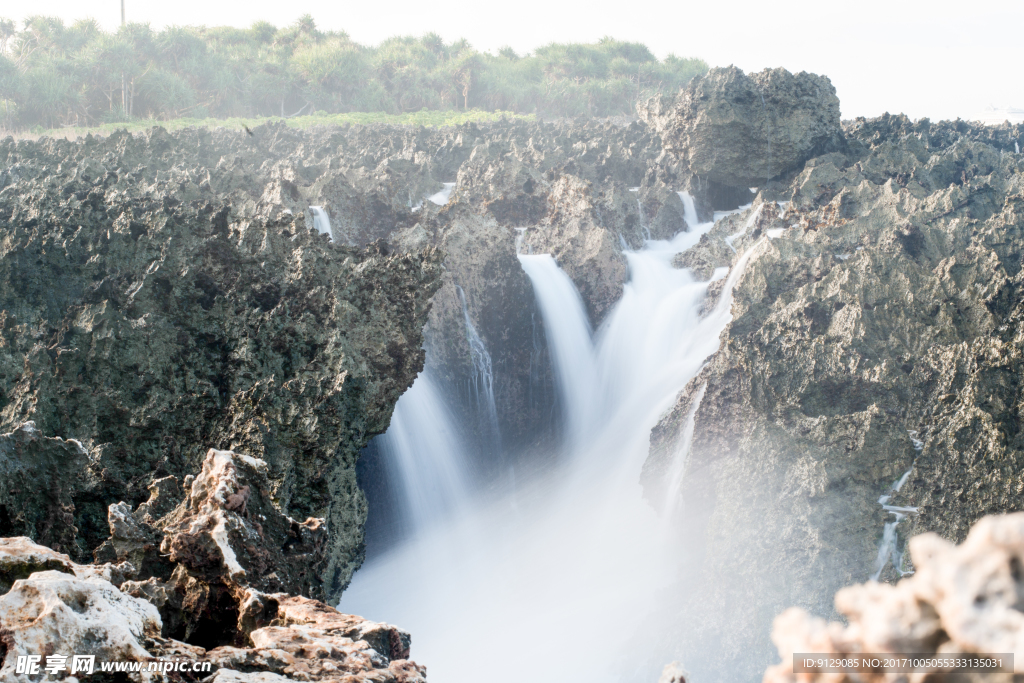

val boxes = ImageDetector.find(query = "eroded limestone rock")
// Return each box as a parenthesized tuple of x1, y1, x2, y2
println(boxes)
(159, 449, 326, 598)
(764, 512, 1024, 682)
(0, 569, 161, 683)
(0, 535, 427, 682)
(0, 536, 74, 593)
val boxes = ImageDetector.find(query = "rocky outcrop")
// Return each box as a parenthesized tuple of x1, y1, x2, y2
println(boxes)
(0, 134, 444, 598)
(641, 66, 843, 189)
(0, 536, 425, 682)
(0, 423, 91, 557)
(99, 447, 332, 643)
(642, 111, 1024, 680)
(0, 568, 162, 683)
(764, 512, 1024, 682)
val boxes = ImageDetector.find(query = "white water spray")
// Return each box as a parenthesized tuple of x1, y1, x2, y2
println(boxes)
(427, 182, 456, 206)
(343, 207, 765, 682)
(308, 205, 334, 241)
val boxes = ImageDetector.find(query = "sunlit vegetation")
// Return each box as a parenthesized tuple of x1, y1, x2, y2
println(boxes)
(0, 15, 707, 130)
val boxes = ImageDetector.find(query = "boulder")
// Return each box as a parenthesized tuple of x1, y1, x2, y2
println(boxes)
(641, 66, 843, 188)
(0, 570, 161, 683)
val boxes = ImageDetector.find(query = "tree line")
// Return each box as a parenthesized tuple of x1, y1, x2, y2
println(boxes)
(0, 15, 708, 130)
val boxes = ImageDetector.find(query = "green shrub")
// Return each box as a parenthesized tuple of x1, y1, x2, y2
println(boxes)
(0, 15, 708, 130)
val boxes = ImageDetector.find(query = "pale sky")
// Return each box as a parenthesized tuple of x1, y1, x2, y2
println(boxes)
(6, 0, 1023, 122)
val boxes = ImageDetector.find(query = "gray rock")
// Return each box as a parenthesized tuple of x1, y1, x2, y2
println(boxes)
(0, 423, 95, 557)
(641, 66, 843, 188)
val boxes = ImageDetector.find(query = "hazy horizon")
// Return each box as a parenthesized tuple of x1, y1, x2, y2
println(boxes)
(5, 0, 1023, 123)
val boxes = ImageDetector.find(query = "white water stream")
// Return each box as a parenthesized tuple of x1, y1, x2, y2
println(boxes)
(870, 431, 924, 580)
(342, 195, 766, 681)
(427, 182, 456, 206)
(308, 205, 334, 241)
(370, 368, 471, 535)
(456, 285, 502, 455)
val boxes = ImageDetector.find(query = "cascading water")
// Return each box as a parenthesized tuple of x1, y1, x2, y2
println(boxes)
(370, 366, 471, 536)
(678, 191, 699, 229)
(342, 206, 767, 682)
(870, 431, 924, 579)
(663, 382, 707, 518)
(308, 205, 334, 241)
(636, 197, 652, 240)
(455, 285, 502, 455)
(427, 182, 456, 206)
(516, 255, 598, 448)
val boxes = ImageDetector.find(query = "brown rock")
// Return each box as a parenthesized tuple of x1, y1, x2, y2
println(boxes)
(763, 512, 1024, 682)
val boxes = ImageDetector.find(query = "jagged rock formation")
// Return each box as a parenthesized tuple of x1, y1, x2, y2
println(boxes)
(0, 535, 425, 682)
(641, 66, 843, 189)
(109, 447, 332, 641)
(764, 512, 1024, 682)
(0, 120, 679, 474)
(642, 102, 1024, 679)
(0, 134, 443, 597)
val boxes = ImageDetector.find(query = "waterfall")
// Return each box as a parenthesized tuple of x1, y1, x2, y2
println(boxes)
(342, 207, 765, 683)
(308, 205, 333, 241)
(636, 198, 651, 240)
(456, 285, 502, 455)
(427, 182, 456, 206)
(372, 366, 471, 535)
(870, 433, 923, 580)
(663, 382, 707, 517)
(677, 191, 699, 230)
(516, 255, 598, 448)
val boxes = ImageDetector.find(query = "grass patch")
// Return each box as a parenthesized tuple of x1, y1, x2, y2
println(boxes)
(17, 109, 535, 140)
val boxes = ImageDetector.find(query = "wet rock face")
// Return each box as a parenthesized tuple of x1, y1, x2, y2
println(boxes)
(0, 134, 443, 598)
(765, 512, 1024, 682)
(642, 66, 843, 188)
(643, 113, 1024, 680)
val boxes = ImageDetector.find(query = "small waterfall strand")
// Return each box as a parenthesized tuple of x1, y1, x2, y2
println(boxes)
(456, 285, 502, 456)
